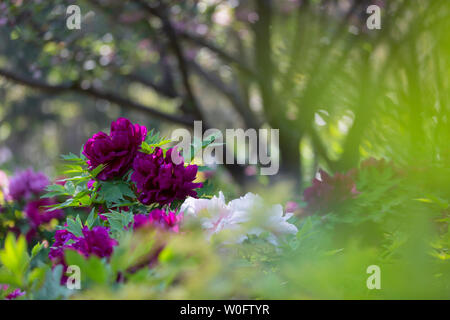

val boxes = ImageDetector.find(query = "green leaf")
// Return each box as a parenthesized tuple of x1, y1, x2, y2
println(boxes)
(414, 198, 434, 204)
(296, 216, 319, 243)
(202, 133, 219, 148)
(65, 217, 84, 238)
(42, 183, 69, 198)
(65, 181, 76, 194)
(48, 198, 74, 209)
(61, 152, 85, 163)
(0, 234, 30, 285)
(85, 256, 109, 284)
(0, 267, 19, 286)
(62, 164, 84, 175)
(34, 265, 71, 300)
(144, 128, 171, 147)
(31, 243, 45, 259)
(102, 210, 134, 234)
(65, 250, 109, 285)
(45, 184, 67, 193)
(27, 266, 47, 289)
(90, 164, 105, 178)
(195, 179, 214, 199)
(97, 180, 135, 206)
(110, 232, 156, 273)
(85, 208, 96, 229)
(414, 195, 449, 210)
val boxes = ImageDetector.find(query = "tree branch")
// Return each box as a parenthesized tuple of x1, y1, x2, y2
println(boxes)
(188, 60, 261, 129)
(0, 68, 194, 126)
(136, 0, 204, 120)
(125, 73, 177, 98)
(178, 29, 256, 78)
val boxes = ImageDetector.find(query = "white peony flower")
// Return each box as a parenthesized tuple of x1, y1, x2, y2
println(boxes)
(180, 191, 298, 245)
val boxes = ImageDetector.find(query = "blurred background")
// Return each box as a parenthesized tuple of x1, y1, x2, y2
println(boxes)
(0, 0, 448, 194)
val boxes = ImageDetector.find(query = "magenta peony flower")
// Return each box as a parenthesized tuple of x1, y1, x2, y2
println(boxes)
(1, 284, 26, 300)
(285, 201, 300, 213)
(131, 148, 203, 206)
(133, 209, 182, 232)
(87, 179, 96, 189)
(25, 198, 64, 229)
(4, 288, 25, 300)
(303, 169, 359, 214)
(8, 168, 49, 201)
(83, 118, 147, 181)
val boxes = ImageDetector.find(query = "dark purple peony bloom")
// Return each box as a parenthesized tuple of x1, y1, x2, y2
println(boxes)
(52, 229, 78, 251)
(83, 118, 147, 181)
(48, 229, 77, 265)
(133, 209, 182, 232)
(303, 169, 359, 214)
(8, 168, 49, 201)
(49, 226, 117, 284)
(74, 226, 118, 258)
(131, 148, 202, 206)
(25, 198, 64, 229)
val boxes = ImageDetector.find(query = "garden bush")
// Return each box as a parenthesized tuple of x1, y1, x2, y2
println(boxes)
(0, 118, 448, 300)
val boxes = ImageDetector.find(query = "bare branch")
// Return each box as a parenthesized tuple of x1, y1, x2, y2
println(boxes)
(0, 68, 194, 126)
(125, 73, 177, 98)
(178, 29, 256, 78)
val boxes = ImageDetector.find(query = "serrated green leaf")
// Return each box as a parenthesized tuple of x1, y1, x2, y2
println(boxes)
(90, 164, 106, 178)
(97, 181, 135, 205)
(103, 210, 134, 234)
(61, 153, 84, 162)
(85, 208, 96, 229)
(66, 217, 84, 238)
